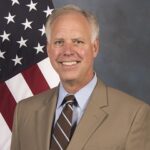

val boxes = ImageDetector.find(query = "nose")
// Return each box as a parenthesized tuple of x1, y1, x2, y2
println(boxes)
(63, 42, 74, 56)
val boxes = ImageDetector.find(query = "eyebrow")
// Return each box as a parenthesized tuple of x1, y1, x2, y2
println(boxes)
(72, 37, 84, 40)
(53, 37, 85, 41)
(54, 38, 64, 40)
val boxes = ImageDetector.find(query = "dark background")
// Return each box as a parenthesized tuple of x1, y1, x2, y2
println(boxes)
(53, 0, 150, 104)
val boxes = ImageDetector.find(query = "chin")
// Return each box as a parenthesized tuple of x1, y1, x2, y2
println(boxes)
(60, 74, 78, 82)
(61, 76, 76, 82)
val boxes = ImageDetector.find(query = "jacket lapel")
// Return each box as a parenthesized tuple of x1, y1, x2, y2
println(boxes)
(67, 80, 108, 150)
(35, 88, 58, 150)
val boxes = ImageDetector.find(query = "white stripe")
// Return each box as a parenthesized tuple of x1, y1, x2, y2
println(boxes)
(68, 104, 73, 111)
(5, 73, 33, 102)
(57, 123, 69, 142)
(65, 100, 73, 104)
(62, 112, 72, 126)
(37, 58, 60, 88)
(0, 113, 11, 150)
(52, 135, 63, 150)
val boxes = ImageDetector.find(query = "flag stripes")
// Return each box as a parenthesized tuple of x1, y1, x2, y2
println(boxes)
(5, 74, 33, 102)
(0, 83, 16, 130)
(0, 114, 11, 150)
(37, 57, 60, 88)
(22, 63, 49, 95)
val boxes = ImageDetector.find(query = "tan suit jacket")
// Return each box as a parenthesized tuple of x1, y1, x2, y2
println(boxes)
(11, 79, 150, 150)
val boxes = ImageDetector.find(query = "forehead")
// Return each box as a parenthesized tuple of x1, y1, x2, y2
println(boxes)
(50, 11, 91, 36)
(51, 11, 91, 28)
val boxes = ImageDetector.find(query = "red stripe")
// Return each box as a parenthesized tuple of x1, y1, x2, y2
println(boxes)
(0, 82, 17, 130)
(22, 64, 50, 95)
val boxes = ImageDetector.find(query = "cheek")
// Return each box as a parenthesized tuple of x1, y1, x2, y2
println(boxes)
(76, 48, 91, 61)
(81, 47, 95, 60)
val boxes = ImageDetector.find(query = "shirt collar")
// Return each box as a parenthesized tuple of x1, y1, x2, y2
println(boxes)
(57, 73, 97, 111)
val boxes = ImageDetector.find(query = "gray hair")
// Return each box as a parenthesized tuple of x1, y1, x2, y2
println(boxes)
(45, 4, 100, 43)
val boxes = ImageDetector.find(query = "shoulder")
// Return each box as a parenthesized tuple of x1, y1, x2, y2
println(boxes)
(96, 78, 149, 111)
(96, 79, 150, 128)
(16, 87, 58, 112)
(108, 85, 148, 106)
(107, 86, 149, 113)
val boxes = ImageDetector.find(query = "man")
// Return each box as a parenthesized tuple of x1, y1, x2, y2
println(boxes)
(11, 4, 150, 150)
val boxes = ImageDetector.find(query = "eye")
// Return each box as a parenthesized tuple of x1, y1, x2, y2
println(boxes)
(54, 40, 64, 46)
(73, 39, 84, 45)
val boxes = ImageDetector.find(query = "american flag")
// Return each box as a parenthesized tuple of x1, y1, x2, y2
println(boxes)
(0, 0, 59, 149)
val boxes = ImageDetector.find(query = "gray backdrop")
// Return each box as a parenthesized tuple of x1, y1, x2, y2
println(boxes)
(53, 0, 150, 104)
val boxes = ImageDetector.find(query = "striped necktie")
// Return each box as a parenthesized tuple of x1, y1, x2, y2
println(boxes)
(50, 95, 75, 150)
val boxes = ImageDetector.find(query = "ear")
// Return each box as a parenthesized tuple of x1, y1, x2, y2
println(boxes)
(92, 38, 100, 58)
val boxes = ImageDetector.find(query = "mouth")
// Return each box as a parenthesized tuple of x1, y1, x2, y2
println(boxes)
(62, 61, 78, 65)
(58, 61, 80, 66)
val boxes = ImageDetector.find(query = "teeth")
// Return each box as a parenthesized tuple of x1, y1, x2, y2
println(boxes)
(62, 61, 77, 66)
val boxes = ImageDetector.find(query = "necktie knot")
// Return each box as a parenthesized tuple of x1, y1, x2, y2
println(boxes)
(64, 95, 75, 105)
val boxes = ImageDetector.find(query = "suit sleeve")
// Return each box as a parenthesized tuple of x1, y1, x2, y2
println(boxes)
(125, 103, 150, 150)
(10, 104, 20, 150)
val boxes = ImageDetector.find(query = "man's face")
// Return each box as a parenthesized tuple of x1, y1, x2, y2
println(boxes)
(47, 12, 99, 89)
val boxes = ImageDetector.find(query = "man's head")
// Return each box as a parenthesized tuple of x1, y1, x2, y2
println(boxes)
(46, 4, 100, 93)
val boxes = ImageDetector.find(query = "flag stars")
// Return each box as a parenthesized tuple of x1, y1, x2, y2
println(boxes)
(34, 43, 44, 54)
(22, 18, 33, 30)
(38, 25, 45, 36)
(43, 6, 54, 17)
(26, 0, 38, 12)
(4, 12, 16, 24)
(0, 31, 11, 42)
(12, 55, 23, 66)
(0, 50, 6, 59)
(17, 37, 28, 48)
(11, 0, 20, 6)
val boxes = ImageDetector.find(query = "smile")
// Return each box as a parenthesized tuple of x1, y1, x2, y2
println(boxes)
(58, 60, 81, 67)
(62, 61, 78, 66)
